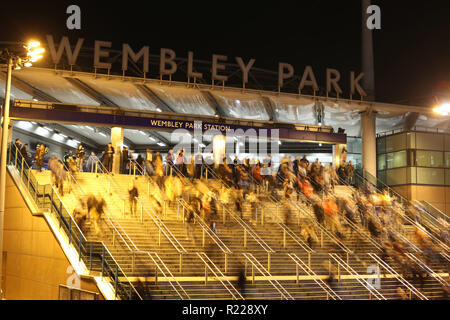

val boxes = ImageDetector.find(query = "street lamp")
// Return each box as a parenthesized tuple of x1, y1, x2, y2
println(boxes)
(0, 40, 45, 299)
(433, 102, 450, 116)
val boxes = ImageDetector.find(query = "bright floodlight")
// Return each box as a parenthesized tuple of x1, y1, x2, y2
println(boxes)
(25, 41, 45, 66)
(433, 103, 450, 116)
(27, 41, 41, 48)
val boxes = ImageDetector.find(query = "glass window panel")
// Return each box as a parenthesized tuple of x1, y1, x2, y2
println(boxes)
(376, 137, 386, 154)
(445, 136, 450, 151)
(415, 151, 443, 167)
(407, 132, 416, 149)
(416, 168, 445, 185)
(347, 153, 362, 170)
(386, 133, 406, 152)
(377, 154, 386, 170)
(407, 167, 417, 184)
(446, 169, 450, 186)
(347, 137, 362, 154)
(386, 168, 406, 185)
(446, 152, 450, 168)
(378, 170, 386, 185)
(416, 133, 444, 151)
(386, 151, 407, 169)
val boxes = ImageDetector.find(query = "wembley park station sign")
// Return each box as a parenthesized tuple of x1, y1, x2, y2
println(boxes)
(45, 35, 368, 97)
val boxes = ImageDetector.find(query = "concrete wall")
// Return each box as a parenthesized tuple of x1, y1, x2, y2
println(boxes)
(392, 185, 450, 215)
(2, 171, 103, 300)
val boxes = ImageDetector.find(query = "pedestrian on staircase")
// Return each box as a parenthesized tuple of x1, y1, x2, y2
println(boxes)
(35, 144, 47, 172)
(185, 203, 197, 245)
(103, 143, 114, 172)
(76, 144, 85, 172)
(128, 183, 139, 217)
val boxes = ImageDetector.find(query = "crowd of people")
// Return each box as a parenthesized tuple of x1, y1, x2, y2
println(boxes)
(12, 139, 449, 294)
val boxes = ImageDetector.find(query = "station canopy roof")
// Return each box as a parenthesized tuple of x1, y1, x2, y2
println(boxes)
(2, 67, 449, 150)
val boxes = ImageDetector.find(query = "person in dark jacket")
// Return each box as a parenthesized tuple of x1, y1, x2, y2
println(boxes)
(122, 146, 129, 174)
(103, 143, 114, 172)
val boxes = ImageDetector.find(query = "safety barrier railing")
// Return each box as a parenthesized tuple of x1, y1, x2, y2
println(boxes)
(7, 143, 142, 300)
(242, 252, 294, 300)
(417, 200, 450, 227)
(167, 162, 277, 271)
(271, 171, 354, 257)
(355, 169, 450, 253)
(196, 252, 244, 300)
(177, 197, 232, 254)
(287, 253, 342, 300)
(205, 165, 315, 254)
(94, 159, 188, 264)
(328, 253, 386, 300)
(367, 253, 428, 300)
(62, 156, 190, 299)
(405, 253, 450, 289)
(135, 250, 190, 300)
(332, 176, 411, 253)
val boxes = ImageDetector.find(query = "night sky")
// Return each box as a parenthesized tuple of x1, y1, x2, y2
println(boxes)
(1, 0, 449, 106)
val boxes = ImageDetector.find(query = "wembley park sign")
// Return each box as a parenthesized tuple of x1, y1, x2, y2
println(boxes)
(45, 35, 368, 97)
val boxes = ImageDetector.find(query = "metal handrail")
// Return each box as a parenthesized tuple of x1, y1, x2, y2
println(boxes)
(206, 165, 315, 253)
(63, 157, 190, 298)
(168, 162, 275, 255)
(368, 253, 428, 300)
(334, 175, 424, 253)
(135, 196, 187, 254)
(287, 253, 342, 300)
(405, 253, 450, 289)
(355, 169, 450, 253)
(136, 250, 190, 300)
(328, 253, 387, 300)
(196, 252, 244, 300)
(94, 159, 187, 254)
(177, 198, 232, 254)
(64, 163, 137, 253)
(7, 144, 142, 300)
(242, 252, 294, 300)
(272, 171, 353, 254)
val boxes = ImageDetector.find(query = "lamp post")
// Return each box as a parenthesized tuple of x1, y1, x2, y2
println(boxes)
(0, 41, 45, 299)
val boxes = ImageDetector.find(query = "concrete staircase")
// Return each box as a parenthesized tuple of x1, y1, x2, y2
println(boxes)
(31, 170, 450, 300)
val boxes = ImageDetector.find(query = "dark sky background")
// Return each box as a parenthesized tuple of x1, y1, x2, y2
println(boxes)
(1, 0, 450, 106)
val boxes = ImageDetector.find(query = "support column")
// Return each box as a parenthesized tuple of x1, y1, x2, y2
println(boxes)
(111, 127, 124, 174)
(213, 135, 226, 167)
(361, 111, 377, 178)
(332, 143, 347, 168)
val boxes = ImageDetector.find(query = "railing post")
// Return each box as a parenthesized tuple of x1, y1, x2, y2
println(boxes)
(308, 252, 311, 268)
(337, 264, 340, 282)
(95, 161, 98, 174)
(283, 230, 286, 248)
(69, 218, 72, 244)
(14, 146, 18, 168)
(252, 264, 255, 284)
(205, 168, 208, 180)
(101, 246, 105, 277)
(346, 252, 349, 265)
(224, 253, 228, 274)
(243, 230, 247, 248)
(89, 242, 93, 270)
(268, 252, 271, 273)
(20, 157, 24, 180)
(296, 264, 299, 284)
(114, 265, 118, 298)
(158, 229, 161, 247)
